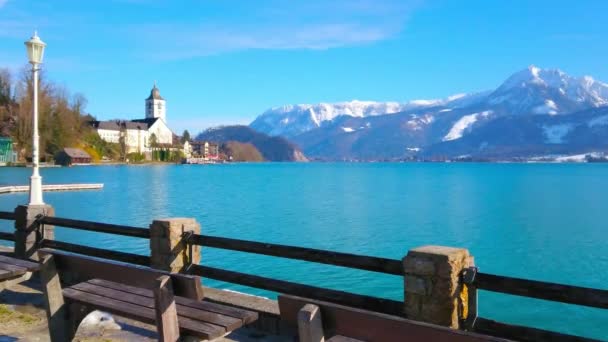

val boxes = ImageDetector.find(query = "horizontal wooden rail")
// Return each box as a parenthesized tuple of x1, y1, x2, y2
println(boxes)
(474, 272, 608, 309)
(474, 317, 600, 342)
(0, 231, 14, 241)
(188, 264, 403, 316)
(40, 216, 150, 239)
(0, 211, 15, 220)
(189, 234, 403, 276)
(41, 239, 150, 266)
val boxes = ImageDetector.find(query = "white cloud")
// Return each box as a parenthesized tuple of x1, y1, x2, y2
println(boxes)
(129, 0, 419, 60)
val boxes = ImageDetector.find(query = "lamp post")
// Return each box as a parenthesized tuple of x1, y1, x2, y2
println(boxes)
(24, 31, 46, 206)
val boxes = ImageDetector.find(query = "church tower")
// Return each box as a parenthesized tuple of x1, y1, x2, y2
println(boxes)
(145, 81, 166, 122)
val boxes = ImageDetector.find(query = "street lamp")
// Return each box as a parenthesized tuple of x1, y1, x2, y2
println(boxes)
(24, 31, 46, 205)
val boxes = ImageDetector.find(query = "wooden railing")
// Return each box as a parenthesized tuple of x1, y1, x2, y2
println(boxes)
(1, 212, 404, 316)
(464, 268, 608, 342)
(186, 235, 403, 315)
(1, 210, 607, 341)
(0, 210, 16, 241)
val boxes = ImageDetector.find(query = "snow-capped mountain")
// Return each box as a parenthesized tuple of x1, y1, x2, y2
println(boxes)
(249, 66, 608, 160)
(250, 93, 488, 138)
(487, 65, 608, 115)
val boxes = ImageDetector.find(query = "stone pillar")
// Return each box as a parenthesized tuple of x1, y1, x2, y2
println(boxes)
(403, 245, 474, 329)
(14, 204, 54, 260)
(150, 218, 201, 273)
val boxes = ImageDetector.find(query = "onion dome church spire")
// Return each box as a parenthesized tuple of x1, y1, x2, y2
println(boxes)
(145, 81, 166, 122)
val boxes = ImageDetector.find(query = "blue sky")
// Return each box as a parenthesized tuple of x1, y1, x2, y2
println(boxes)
(1, 0, 607, 134)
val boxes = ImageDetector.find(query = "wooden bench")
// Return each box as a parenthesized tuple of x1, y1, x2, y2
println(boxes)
(279, 294, 510, 342)
(37, 249, 258, 341)
(0, 254, 40, 290)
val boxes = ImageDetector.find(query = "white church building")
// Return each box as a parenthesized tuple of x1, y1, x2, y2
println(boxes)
(92, 83, 177, 154)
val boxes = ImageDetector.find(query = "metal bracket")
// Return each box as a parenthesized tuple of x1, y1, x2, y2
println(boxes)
(460, 266, 479, 331)
(461, 266, 478, 285)
(34, 214, 46, 245)
(182, 230, 195, 272)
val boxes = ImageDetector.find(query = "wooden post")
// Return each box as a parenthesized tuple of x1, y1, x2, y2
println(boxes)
(40, 255, 69, 342)
(149, 218, 201, 273)
(14, 204, 54, 260)
(298, 304, 325, 342)
(154, 275, 180, 342)
(403, 245, 474, 329)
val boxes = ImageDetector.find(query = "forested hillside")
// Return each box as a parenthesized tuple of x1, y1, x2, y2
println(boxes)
(0, 67, 118, 162)
(196, 125, 307, 162)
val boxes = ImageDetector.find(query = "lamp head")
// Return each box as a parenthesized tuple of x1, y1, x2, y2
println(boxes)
(24, 31, 46, 65)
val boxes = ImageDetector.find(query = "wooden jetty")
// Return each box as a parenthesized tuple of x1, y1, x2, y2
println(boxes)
(0, 183, 103, 194)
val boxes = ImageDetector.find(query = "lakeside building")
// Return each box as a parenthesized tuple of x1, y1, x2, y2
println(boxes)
(55, 148, 92, 166)
(189, 141, 219, 160)
(91, 83, 177, 155)
(0, 137, 17, 164)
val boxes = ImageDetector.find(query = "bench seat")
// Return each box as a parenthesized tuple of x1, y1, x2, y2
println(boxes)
(0, 254, 40, 281)
(64, 278, 258, 340)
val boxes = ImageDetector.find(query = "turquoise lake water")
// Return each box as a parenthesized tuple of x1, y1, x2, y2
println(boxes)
(0, 163, 607, 339)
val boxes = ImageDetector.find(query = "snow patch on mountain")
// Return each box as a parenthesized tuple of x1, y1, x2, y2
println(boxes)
(443, 111, 491, 141)
(341, 127, 355, 133)
(407, 114, 435, 131)
(542, 124, 574, 144)
(533, 100, 558, 115)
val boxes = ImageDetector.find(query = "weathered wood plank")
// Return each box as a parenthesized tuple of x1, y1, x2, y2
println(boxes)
(154, 276, 180, 342)
(474, 272, 608, 309)
(298, 304, 325, 342)
(0, 261, 27, 277)
(38, 248, 204, 300)
(88, 278, 257, 324)
(0, 254, 40, 271)
(474, 317, 600, 342)
(40, 216, 150, 238)
(0, 269, 19, 281)
(40, 255, 69, 342)
(72, 281, 242, 330)
(279, 294, 509, 342)
(63, 288, 226, 339)
(190, 234, 403, 275)
(189, 264, 403, 316)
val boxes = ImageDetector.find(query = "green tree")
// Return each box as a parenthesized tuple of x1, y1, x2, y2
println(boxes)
(118, 133, 127, 161)
(149, 133, 158, 147)
(180, 130, 190, 144)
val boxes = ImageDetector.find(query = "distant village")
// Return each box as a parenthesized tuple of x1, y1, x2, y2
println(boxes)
(1, 83, 223, 166)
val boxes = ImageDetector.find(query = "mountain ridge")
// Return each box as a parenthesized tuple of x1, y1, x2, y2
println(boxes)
(250, 66, 608, 160)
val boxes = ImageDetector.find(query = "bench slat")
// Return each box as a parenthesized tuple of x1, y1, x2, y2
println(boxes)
(0, 261, 28, 273)
(0, 263, 27, 280)
(0, 269, 21, 281)
(0, 255, 40, 271)
(72, 281, 242, 331)
(63, 288, 226, 339)
(38, 249, 203, 300)
(88, 278, 257, 324)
